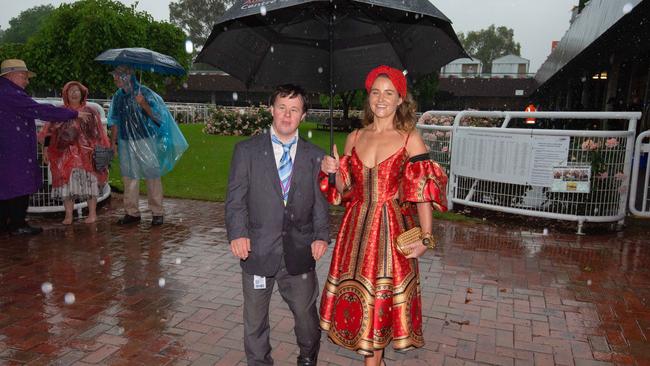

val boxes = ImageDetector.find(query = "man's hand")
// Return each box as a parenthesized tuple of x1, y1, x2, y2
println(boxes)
(231, 237, 251, 260)
(311, 240, 328, 261)
(135, 93, 148, 108)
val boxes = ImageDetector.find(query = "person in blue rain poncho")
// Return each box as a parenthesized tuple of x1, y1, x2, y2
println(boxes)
(108, 65, 188, 226)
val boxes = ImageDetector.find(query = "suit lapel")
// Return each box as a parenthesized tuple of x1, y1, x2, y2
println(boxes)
(261, 133, 284, 200)
(286, 138, 308, 204)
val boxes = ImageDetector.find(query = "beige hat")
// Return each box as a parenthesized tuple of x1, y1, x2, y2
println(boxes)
(0, 59, 36, 78)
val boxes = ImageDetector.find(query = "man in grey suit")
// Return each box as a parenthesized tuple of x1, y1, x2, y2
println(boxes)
(226, 84, 329, 366)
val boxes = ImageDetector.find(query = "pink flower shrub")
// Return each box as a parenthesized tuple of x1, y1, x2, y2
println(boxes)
(581, 139, 600, 151)
(605, 138, 619, 149)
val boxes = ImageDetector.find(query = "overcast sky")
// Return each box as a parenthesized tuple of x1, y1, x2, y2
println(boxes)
(0, 0, 577, 72)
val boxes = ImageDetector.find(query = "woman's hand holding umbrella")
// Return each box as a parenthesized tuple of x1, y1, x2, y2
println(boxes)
(321, 144, 340, 174)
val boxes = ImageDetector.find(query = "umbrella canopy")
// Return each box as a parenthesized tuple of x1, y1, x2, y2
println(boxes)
(196, 0, 467, 93)
(95, 47, 186, 76)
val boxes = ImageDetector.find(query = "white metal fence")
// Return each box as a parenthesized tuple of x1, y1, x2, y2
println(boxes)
(29, 100, 111, 214)
(417, 110, 642, 233)
(629, 130, 650, 217)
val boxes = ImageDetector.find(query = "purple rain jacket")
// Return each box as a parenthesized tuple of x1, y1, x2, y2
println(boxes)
(0, 77, 78, 200)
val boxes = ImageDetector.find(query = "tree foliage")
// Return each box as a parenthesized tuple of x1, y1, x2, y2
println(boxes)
(411, 72, 439, 111)
(19, 0, 189, 97)
(0, 43, 25, 62)
(457, 25, 521, 73)
(169, 0, 234, 50)
(319, 90, 365, 119)
(0, 5, 54, 44)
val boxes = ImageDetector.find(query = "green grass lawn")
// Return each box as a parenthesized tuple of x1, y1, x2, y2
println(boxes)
(108, 122, 348, 201)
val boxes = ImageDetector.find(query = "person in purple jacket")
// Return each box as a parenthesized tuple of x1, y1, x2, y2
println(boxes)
(0, 59, 91, 236)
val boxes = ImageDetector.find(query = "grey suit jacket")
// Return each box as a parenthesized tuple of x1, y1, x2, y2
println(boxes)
(225, 131, 330, 276)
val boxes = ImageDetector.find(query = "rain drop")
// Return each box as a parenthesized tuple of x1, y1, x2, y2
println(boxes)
(99, 259, 105, 265)
(232, 92, 239, 101)
(16, 126, 20, 131)
(307, 130, 313, 139)
(158, 278, 166, 287)
(175, 258, 182, 265)
(28, 158, 32, 163)
(587, 279, 592, 286)
(270, 46, 275, 53)
(542, 228, 548, 236)
(260, 5, 267, 16)
(318, 67, 323, 74)
(41, 282, 53, 294)
(185, 39, 194, 54)
(64, 292, 76, 305)
(150, 67, 155, 72)
(622, 3, 634, 14)
(182, 82, 188, 89)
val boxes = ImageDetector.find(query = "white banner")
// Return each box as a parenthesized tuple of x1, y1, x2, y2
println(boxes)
(452, 129, 570, 187)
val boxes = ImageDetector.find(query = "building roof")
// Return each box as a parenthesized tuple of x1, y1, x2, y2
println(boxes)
(534, 0, 645, 86)
(446, 57, 482, 65)
(493, 54, 529, 64)
(438, 77, 537, 97)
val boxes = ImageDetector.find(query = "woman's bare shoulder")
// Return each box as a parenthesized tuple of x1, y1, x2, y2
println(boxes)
(406, 129, 428, 156)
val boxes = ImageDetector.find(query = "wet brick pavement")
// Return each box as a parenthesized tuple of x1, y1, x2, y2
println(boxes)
(0, 195, 649, 366)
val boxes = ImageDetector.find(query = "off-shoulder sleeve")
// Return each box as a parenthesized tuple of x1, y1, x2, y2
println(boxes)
(319, 154, 352, 205)
(400, 156, 448, 212)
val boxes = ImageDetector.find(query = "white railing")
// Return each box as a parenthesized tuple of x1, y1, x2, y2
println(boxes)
(29, 100, 111, 215)
(417, 110, 641, 234)
(629, 130, 650, 217)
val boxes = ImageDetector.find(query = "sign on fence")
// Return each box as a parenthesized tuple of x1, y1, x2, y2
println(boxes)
(452, 129, 570, 187)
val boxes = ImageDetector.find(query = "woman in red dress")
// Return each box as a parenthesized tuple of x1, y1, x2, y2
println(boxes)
(39, 81, 110, 224)
(319, 65, 448, 365)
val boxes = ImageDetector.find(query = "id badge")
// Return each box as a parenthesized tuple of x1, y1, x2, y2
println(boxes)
(253, 275, 266, 289)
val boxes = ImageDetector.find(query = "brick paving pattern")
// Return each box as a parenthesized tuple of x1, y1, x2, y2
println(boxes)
(0, 195, 649, 365)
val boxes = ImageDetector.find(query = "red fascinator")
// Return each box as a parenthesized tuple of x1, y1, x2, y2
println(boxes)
(364, 65, 407, 98)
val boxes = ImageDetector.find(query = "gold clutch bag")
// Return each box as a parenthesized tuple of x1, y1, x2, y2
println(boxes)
(395, 227, 422, 257)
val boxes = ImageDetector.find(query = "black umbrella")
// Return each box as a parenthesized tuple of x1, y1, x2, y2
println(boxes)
(196, 0, 467, 173)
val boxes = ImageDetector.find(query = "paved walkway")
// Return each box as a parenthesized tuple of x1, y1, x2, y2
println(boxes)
(0, 195, 648, 366)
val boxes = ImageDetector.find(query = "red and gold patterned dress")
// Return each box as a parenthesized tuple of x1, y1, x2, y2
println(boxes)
(319, 139, 448, 355)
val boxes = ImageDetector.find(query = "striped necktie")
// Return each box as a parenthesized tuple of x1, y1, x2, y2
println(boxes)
(271, 135, 297, 204)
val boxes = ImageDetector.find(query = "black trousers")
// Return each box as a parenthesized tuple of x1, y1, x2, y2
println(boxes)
(241, 259, 321, 366)
(0, 195, 29, 231)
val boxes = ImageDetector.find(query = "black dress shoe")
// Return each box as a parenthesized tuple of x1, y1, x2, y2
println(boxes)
(116, 214, 141, 225)
(151, 216, 164, 226)
(297, 356, 317, 366)
(10, 225, 43, 236)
